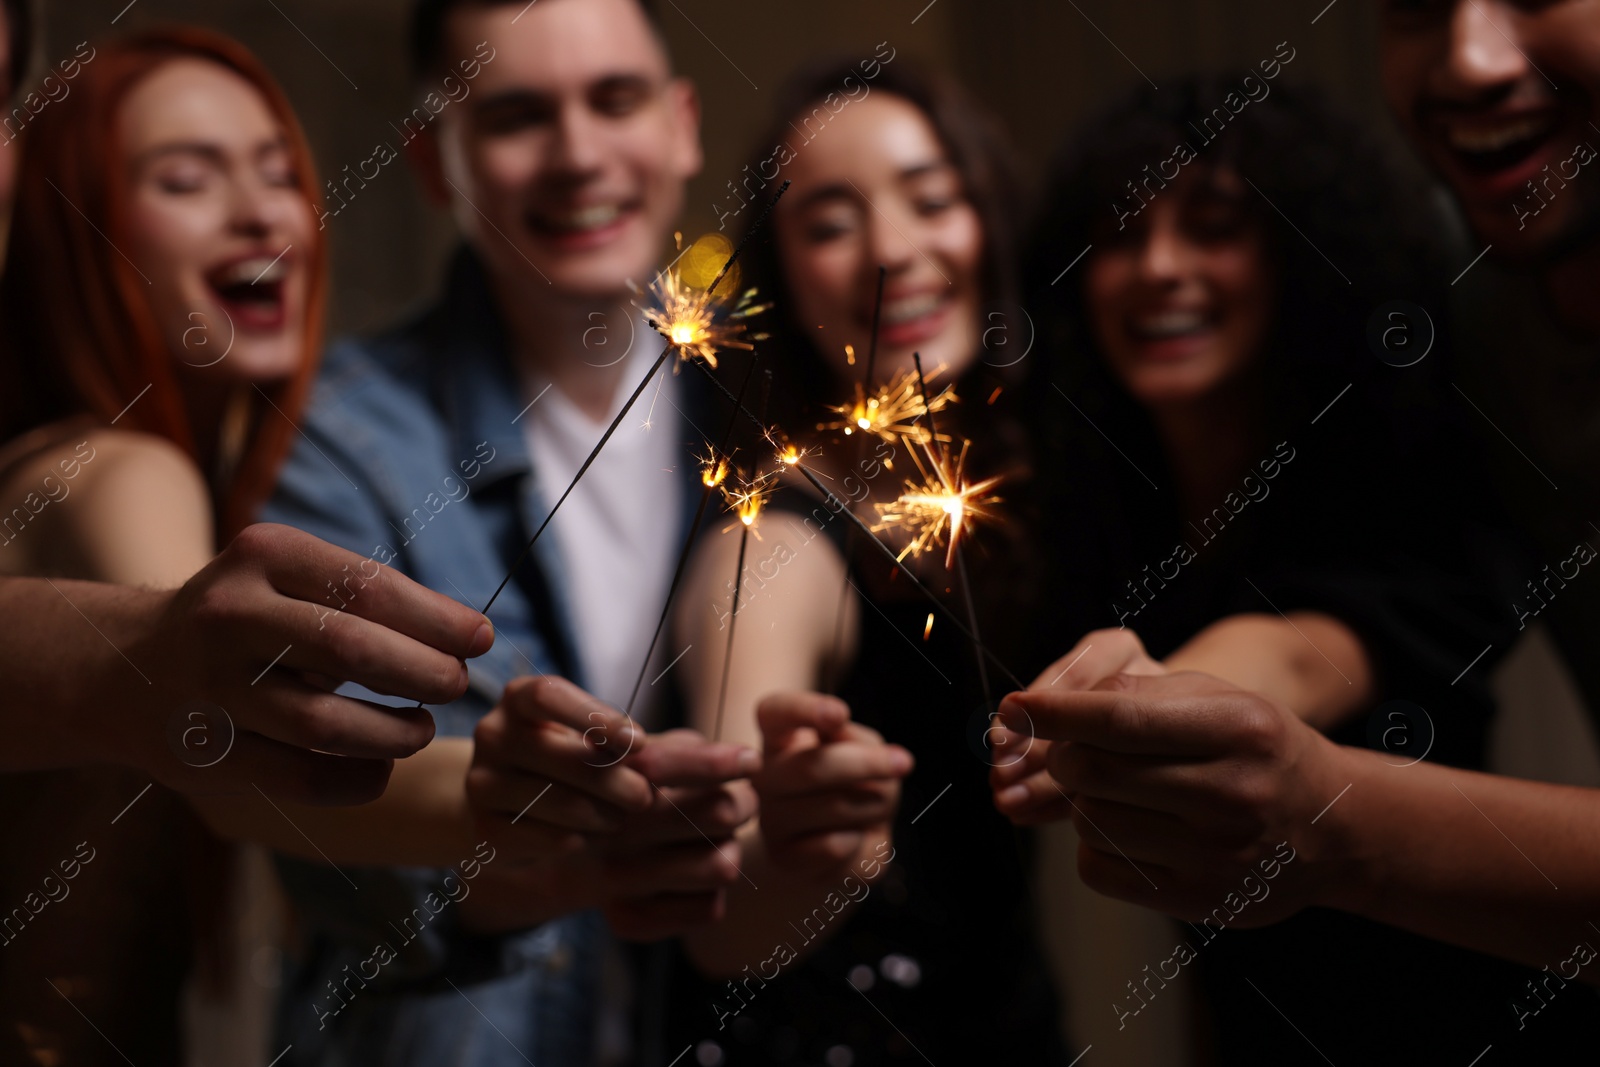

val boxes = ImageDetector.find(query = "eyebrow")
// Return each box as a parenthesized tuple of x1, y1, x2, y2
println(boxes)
(898, 161, 952, 182)
(792, 160, 958, 211)
(473, 73, 658, 111)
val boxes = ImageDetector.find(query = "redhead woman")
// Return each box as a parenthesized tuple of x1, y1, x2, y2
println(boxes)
(0, 28, 438, 1063)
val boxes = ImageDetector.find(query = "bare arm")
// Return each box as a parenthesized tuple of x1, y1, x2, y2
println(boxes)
(1324, 745, 1600, 979)
(195, 738, 477, 866)
(999, 672, 1600, 985)
(0, 429, 491, 807)
(1165, 611, 1374, 730)
(672, 510, 909, 977)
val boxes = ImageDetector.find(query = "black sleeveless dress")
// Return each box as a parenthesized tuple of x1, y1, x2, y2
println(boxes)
(652, 483, 1072, 1066)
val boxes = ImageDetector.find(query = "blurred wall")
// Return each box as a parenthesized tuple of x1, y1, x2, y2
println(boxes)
(34, 0, 1406, 338)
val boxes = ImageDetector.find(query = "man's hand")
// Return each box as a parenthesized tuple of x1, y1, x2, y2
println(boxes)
(123, 523, 493, 805)
(465, 675, 759, 939)
(997, 670, 1357, 928)
(754, 692, 911, 878)
(992, 628, 1165, 825)
(599, 731, 760, 941)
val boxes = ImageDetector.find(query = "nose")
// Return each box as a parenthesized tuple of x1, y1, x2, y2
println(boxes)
(864, 199, 921, 279)
(227, 173, 286, 239)
(548, 102, 605, 178)
(1439, 0, 1529, 99)
(1135, 212, 1188, 285)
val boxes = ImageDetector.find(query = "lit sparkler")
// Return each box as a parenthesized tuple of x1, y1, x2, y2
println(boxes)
(688, 357, 1025, 691)
(773, 435, 807, 469)
(723, 470, 775, 531)
(884, 351, 1003, 715)
(699, 448, 730, 489)
(873, 438, 1003, 570)
(641, 243, 771, 370)
(820, 366, 956, 448)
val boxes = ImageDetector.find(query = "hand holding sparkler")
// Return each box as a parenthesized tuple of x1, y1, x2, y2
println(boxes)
(754, 692, 912, 878)
(465, 676, 759, 939)
(990, 629, 1167, 826)
(994, 671, 1336, 931)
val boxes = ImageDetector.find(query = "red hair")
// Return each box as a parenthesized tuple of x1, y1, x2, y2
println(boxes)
(0, 26, 326, 538)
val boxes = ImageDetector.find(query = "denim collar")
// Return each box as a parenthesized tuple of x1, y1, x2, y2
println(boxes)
(426, 248, 535, 493)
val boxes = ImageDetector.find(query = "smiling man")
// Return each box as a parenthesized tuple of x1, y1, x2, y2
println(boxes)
(259, 2, 761, 1065)
(1380, 0, 1600, 287)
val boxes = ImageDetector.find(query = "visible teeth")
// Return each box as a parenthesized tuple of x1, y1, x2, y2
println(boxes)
(882, 293, 942, 325)
(216, 256, 285, 287)
(1134, 310, 1208, 339)
(548, 204, 622, 231)
(1445, 116, 1554, 154)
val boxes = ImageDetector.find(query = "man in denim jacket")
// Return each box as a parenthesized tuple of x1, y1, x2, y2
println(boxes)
(262, 1, 755, 1062)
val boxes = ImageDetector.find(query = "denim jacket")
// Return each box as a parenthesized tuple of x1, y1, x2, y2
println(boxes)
(261, 248, 702, 1067)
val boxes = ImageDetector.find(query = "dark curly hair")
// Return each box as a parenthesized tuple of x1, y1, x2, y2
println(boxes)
(1024, 74, 1457, 459)
(1019, 75, 1514, 701)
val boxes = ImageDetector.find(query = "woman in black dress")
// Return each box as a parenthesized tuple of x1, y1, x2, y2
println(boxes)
(997, 76, 1600, 1063)
(659, 57, 1069, 1065)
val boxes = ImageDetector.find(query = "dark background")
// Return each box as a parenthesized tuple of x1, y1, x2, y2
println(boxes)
(32, 0, 1416, 338)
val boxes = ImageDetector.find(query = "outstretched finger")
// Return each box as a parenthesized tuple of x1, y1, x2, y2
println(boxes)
(247, 524, 494, 661)
(499, 676, 639, 749)
(759, 742, 912, 797)
(628, 730, 759, 788)
(998, 671, 1256, 755)
(757, 692, 850, 755)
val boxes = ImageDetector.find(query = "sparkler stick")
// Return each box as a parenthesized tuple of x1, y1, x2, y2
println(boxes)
(474, 181, 789, 622)
(863, 266, 886, 390)
(477, 349, 670, 618)
(712, 471, 771, 741)
(912, 350, 993, 711)
(710, 370, 778, 738)
(715, 525, 750, 741)
(621, 357, 761, 719)
(689, 358, 1025, 691)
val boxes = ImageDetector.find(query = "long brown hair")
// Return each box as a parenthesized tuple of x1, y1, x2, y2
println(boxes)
(736, 55, 1029, 442)
(728, 57, 1042, 655)
(0, 26, 326, 537)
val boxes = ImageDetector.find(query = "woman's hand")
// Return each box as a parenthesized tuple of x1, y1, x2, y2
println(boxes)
(754, 692, 912, 879)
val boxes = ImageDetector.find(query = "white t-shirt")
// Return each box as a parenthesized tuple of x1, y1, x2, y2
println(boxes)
(521, 340, 684, 721)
